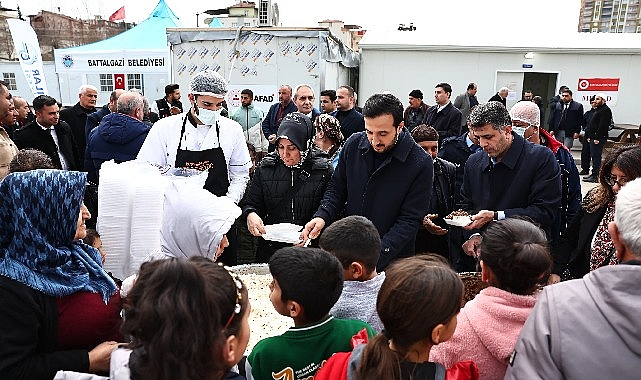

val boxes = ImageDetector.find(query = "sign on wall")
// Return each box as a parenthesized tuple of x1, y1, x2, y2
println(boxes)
(577, 78, 619, 106)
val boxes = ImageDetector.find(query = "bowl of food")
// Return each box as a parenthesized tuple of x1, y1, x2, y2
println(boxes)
(444, 210, 472, 227)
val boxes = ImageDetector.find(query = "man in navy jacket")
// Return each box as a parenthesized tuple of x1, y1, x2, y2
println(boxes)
(262, 85, 297, 152)
(460, 101, 561, 256)
(301, 93, 432, 270)
(548, 89, 584, 149)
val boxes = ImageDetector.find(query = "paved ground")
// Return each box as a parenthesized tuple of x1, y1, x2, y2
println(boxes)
(570, 142, 598, 198)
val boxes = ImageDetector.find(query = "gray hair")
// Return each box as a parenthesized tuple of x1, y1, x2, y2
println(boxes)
(614, 177, 641, 256)
(499, 87, 510, 94)
(468, 101, 511, 131)
(116, 91, 143, 117)
(79, 84, 98, 95)
(128, 88, 150, 115)
(293, 84, 314, 100)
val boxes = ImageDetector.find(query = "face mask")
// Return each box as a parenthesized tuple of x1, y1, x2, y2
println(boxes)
(512, 126, 527, 137)
(195, 106, 221, 125)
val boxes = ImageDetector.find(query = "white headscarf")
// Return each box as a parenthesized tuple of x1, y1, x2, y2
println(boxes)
(158, 179, 241, 260)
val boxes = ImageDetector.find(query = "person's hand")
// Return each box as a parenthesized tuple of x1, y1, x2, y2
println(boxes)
(300, 217, 325, 244)
(169, 106, 181, 115)
(88, 341, 119, 374)
(547, 274, 561, 285)
(462, 235, 482, 258)
(573, 133, 579, 139)
(268, 134, 277, 144)
(549, 131, 555, 136)
(594, 139, 600, 144)
(586, 137, 591, 143)
(464, 210, 493, 230)
(246, 212, 266, 237)
(423, 214, 448, 235)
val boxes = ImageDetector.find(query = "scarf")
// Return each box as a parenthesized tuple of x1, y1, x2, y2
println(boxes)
(0, 170, 117, 303)
(589, 201, 618, 271)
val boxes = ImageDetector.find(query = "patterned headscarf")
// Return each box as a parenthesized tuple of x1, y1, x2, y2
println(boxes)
(314, 114, 344, 145)
(0, 170, 117, 303)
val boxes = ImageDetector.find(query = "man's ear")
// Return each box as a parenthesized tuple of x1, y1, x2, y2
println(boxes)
(288, 300, 302, 318)
(349, 262, 365, 280)
(397, 121, 405, 132)
(609, 221, 628, 262)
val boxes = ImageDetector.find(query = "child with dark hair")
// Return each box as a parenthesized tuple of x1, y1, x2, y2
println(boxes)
(316, 255, 471, 380)
(320, 215, 385, 332)
(430, 218, 551, 379)
(111, 257, 249, 380)
(245, 247, 375, 380)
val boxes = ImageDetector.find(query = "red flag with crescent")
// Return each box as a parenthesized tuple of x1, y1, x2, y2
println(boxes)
(114, 74, 125, 89)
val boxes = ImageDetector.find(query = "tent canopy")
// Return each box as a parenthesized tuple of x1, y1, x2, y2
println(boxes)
(60, 0, 179, 51)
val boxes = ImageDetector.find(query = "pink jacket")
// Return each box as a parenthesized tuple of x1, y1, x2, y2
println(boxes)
(430, 286, 538, 380)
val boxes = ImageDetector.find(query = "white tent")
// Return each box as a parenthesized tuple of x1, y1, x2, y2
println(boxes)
(53, 0, 179, 106)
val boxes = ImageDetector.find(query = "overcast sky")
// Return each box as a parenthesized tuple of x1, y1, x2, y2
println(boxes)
(18, 0, 582, 33)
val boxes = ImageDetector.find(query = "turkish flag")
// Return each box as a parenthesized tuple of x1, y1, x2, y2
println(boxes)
(109, 6, 125, 22)
(114, 74, 125, 89)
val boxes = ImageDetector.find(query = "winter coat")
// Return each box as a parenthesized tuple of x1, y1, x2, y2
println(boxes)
(331, 108, 365, 140)
(403, 102, 429, 131)
(85, 113, 151, 183)
(586, 103, 613, 140)
(430, 287, 538, 380)
(505, 263, 641, 379)
(314, 128, 432, 270)
(459, 132, 561, 238)
(240, 148, 332, 226)
(423, 103, 463, 143)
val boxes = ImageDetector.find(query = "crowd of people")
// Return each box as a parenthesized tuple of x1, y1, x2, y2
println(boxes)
(1, 69, 640, 380)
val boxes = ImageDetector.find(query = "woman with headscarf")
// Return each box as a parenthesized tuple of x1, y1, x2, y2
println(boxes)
(313, 113, 344, 169)
(149, 178, 242, 262)
(240, 112, 333, 262)
(0, 170, 122, 379)
(551, 144, 641, 282)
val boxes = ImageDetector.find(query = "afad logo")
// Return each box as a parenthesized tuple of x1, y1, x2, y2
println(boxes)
(62, 54, 74, 68)
(18, 42, 38, 65)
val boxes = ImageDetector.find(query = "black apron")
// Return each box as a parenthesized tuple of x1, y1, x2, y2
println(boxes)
(174, 114, 230, 196)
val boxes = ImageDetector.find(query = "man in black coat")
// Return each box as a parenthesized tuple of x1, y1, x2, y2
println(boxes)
(331, 85, 365, 139)
(488, 87, 509, 107)
(423, 82, 463, 144)
(59, 85, 97, 168)
(302, 93, 433, 270)
(14, 95, 80, 170)
(584, 93, 613, 182)
(460, 101, 561, 256)
(548, 88, 584, 149)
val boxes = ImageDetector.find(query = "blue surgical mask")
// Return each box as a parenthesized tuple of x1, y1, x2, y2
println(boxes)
(195, 106, 221, 125)
(512, 126, 527, 137)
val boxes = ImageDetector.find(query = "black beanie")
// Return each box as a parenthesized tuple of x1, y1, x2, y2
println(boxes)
(409, 89, 423, 99)
(276, 112, 313, 151)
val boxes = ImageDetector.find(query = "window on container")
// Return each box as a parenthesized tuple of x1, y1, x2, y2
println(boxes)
(100, 74, 114, 92)
(2, 72, 17, 90)
(127, 74, 142, 91)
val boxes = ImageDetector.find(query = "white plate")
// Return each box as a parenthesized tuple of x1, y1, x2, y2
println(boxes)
(443, 216, 472, 227)
(262, 223, 304, 244)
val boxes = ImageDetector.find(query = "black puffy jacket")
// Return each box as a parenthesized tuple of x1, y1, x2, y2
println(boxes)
(240, 148, 333, 225)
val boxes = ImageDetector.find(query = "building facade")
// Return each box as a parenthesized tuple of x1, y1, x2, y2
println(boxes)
(579, 0, 641, 33)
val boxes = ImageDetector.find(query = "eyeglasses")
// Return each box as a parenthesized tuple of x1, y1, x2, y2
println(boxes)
(605, 175, 627, 187)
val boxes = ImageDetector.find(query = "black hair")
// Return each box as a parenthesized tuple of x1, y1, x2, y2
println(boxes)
(164, 83, 179, 95)
(83, 228, 100, 247)
(468, 101, 511, 131)
(562, 89, 573, 96)
(467, 83, 477, 91)
(480, 218, 551, 295)
(320, 89, 337, 102)
(122, 257, 248, 380)
(436, 82, 452, 95)
(362, 93, 404, 127)
(32, 95, 58, 112)
(269, 247, 343, 322)
(411, 124, 439, 142)
(241, 88, 253, 98)
(319, 216, 381, 274)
